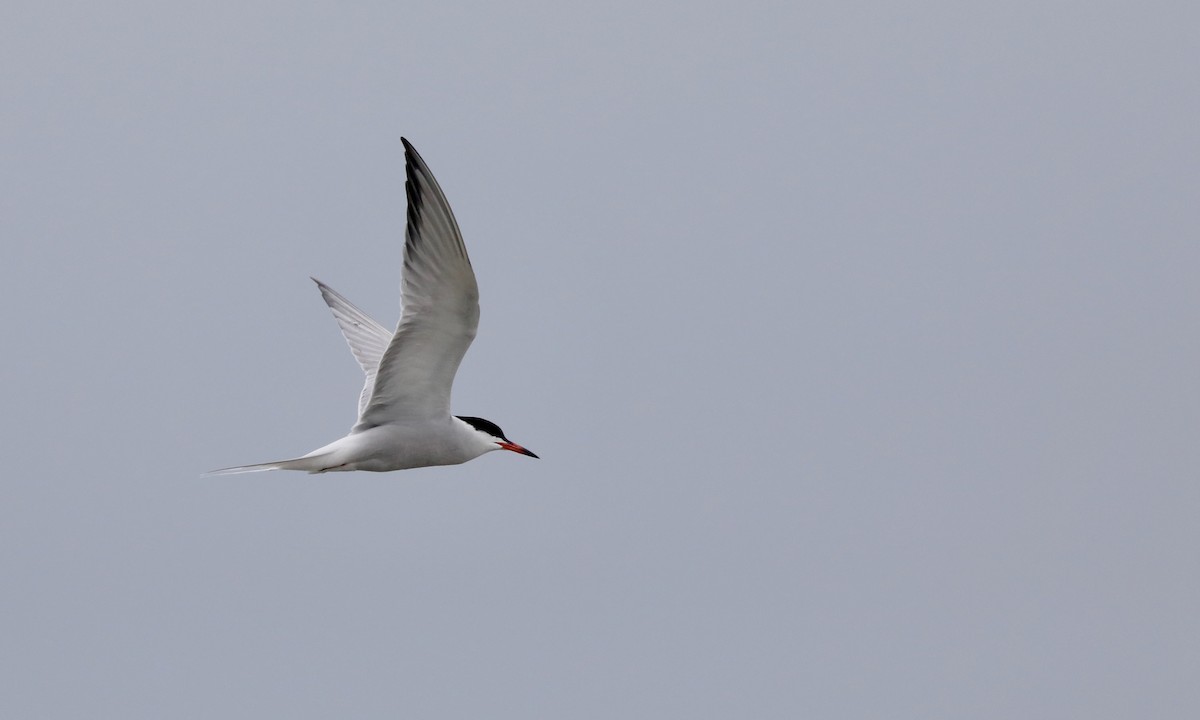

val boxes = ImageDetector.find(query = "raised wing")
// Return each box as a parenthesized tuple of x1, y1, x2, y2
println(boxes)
(353, 138, 480, 429)
(311, 277, 392, 418)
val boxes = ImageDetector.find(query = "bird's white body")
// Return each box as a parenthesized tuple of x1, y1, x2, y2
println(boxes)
(210, 139, 536, 475)
(254, 417, 502, 474)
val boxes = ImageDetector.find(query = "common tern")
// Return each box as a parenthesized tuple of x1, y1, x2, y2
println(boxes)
(210, 138, 537, 474)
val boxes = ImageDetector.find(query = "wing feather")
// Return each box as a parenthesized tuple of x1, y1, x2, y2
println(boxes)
(311, 278, 392, 417)
(353, 139, 480, 429)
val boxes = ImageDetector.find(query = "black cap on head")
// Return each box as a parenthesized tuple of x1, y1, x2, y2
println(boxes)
(456, 416, 509, 441)
(457, 416, 537, 458)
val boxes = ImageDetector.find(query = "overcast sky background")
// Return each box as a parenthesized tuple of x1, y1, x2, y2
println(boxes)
(2, 1, 1198, 717)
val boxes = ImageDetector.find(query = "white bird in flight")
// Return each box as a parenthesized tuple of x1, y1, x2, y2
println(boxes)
(211, 138, 538, 474)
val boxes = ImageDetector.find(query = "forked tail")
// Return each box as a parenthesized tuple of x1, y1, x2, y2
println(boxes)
(205, 452, 337, 476)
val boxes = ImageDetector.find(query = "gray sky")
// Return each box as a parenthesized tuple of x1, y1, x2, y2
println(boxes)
(2, 1, 1197, 717)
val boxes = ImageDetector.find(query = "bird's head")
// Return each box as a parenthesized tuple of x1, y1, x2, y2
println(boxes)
(456, 416, 539, 458)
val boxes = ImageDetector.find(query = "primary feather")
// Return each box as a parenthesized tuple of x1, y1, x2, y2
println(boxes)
(311, 277, 391, 419)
